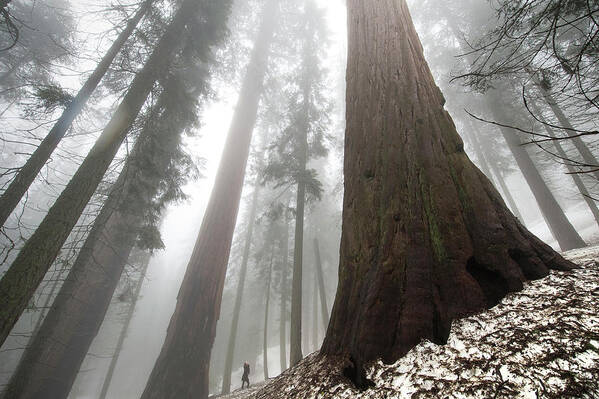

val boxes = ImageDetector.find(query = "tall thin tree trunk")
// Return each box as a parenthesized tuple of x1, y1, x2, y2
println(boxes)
(263, 242, 275, 381)
(533, 78, 599, 180)
(312, 237, 329, 330)
(98, 251, 152, 399)
(322, 2, 574, 388)
(312, 269, 318, 352)
(290, 128, 307, 367)
(463, 120, 524, 221)
(488, 95, 586, 251)
(221, 184, 261, 394)
(140, 2, 277, 397)
(0, 74, 198, 398)
(278, 216, 289, 373)
(0, 0, 153, 229)
(528, 100, 599, 228)
(0, 0, 202, 349)
(289, 26, 315, 368)
(488, 165, 523, 222)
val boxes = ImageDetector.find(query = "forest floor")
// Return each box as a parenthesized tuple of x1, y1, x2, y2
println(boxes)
(217, 245, 599, 399)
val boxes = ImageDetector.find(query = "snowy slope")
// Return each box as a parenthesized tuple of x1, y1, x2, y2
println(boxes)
(218, 245, 599, 399)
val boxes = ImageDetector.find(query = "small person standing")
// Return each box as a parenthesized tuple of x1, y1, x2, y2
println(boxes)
(241, 361, 250, 389)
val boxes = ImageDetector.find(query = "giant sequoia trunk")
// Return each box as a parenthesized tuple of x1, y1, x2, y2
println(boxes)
(1, 92, 184, 399)
(140, 1, 278, 397)
(0, 0, 152, 229)
(0, 0, 203, 347)
(321, 0, 575, 380)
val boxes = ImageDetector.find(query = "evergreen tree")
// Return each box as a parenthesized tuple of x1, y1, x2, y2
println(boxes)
(1, 53, 213, 397)
(262, 0, 330, 367)
(321, 0, 575, 389)
(140, 0, 277, 397)
(0, 0, 230, 349)
(0, 0, 154, 229)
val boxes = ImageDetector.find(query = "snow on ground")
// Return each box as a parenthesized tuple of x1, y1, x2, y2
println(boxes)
(209, 382, 266, 399)
(218, 245, 599, 399)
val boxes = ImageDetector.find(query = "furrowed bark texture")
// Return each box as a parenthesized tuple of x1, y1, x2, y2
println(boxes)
(488, 95, 586, 251)
(140, 2, 277, 397)
(2, 94, 179, 399)
(221, 185, 261, 395)
(0, 0, 152, 229)
(0, 0, 199, 348)
(321, 0, 575, 367)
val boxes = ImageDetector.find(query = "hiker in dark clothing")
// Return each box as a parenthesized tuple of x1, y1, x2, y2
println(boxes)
(241, 361, 250, 389)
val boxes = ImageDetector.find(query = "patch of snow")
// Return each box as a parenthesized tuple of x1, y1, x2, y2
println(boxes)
(217, 245, 599, 399)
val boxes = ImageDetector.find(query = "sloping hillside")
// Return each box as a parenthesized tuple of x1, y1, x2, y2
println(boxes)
(218, 245, 599, 399)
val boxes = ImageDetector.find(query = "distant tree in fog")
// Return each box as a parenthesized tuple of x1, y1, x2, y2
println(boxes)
(0, 0, 229, 357)
(141, 0, 276, 397)
(0, 0, 75, 96)
(0, 0, 154, 231)
(455, 0, 599, 175)
(262, 0, 331, 368)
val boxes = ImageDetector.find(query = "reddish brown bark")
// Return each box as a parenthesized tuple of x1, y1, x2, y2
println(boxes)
(140, 1, 278, 397)
(321, 0, 575, 377)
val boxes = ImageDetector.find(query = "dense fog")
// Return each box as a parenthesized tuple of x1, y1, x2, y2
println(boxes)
(0, 0, 597, 398)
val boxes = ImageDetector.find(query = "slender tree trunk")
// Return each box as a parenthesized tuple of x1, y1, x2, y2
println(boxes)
(528, 100, 599, 228)
(140, 2, 277, 397)
(0, 0, 202, 349)
(302, 282, 309, 355)
(312, 237, 329, 330)
(312, 269, 318, 352)
(533, 78, 599, 180)
(263, 242, 275, 381)
(463, 120, 524, 221)
(290, 126, 307, 367)
(0, 85, 192, 399)
(322, 2, 575, 388)
(0, 0, 153, 229)
(278, 217, 289, 373)
(221, 185, 261, 394)
(98, 251, 152, 399)
(487, 164, 523, 222)
(289, 25, 315, 367)
(488, 95, 586, 251)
